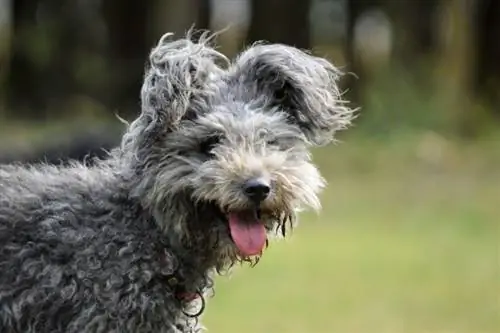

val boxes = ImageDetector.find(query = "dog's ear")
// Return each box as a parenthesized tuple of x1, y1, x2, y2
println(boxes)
(230, 44, 355, 145)
(122, 32, 227, 159)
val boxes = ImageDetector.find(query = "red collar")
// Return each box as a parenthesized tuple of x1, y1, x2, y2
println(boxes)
(166, 276, 202, 302)
(176, 291, 201, 302)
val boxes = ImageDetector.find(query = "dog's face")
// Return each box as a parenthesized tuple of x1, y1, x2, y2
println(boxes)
(178, 105, 323, 259)
(121, 32, 354, 266)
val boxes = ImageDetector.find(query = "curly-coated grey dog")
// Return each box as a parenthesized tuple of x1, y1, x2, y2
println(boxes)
(0, 32, 354, 333)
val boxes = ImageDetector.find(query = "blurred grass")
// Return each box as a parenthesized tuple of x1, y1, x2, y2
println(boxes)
(204, 134, 499, 333)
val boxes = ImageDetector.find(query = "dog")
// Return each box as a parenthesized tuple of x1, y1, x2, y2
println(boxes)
(0, 31, 354, 332)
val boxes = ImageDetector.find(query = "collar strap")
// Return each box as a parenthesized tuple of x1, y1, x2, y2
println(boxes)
(166, 276, 205, 318)
(166, 276, 201, 302)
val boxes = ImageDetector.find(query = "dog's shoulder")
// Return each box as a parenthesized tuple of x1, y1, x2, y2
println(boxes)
(0, 161, 192, 331)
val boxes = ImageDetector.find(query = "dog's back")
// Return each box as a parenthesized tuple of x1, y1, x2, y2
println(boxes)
(0, 163, 188, 333)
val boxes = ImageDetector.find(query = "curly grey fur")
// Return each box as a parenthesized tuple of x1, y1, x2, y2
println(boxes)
(0, 31, 355, 333)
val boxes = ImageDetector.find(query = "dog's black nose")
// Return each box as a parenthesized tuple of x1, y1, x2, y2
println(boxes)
(244, 178, 271, 203)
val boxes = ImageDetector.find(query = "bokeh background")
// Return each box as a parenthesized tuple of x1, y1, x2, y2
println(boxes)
(0, 0, 498, 332)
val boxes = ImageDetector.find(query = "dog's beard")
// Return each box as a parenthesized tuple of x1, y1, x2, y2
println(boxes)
(194, 201, 296, 268)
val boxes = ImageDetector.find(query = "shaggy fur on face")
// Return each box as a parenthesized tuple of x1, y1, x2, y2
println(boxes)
(0, 31, 354, 333)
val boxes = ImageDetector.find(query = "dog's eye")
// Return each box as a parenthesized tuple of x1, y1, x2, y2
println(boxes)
(266, 138, 279, 146)
(199, 136, 221, 156)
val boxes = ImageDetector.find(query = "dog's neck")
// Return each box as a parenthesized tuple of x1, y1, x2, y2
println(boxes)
(142, 191, 225, 291)
(113, 155, 228, 296)
(153, 195, 224, 263)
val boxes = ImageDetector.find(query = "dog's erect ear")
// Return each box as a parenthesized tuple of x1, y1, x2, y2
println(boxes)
(229, 44, 355, 145)
(140, 32, 227, 128)
(122, 32, 227, 159)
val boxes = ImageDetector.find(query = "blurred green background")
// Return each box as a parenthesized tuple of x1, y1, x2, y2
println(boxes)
(0, 0, 498, 332)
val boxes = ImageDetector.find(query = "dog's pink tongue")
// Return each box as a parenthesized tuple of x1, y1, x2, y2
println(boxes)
(228, 213, 266, 257)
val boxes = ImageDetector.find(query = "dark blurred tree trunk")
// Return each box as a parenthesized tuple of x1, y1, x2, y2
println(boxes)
(38, 1, 93, 117)
(101, 0, 151, 119)
(152, 0, 211, 40)
(386, 0, 438, 65)
(344, 0, 380, 107)
(7, 0, 44, 118)
(196, 0, 212, 33)
(101, 0, 211, 119)
(344, 0, 438, 106)
(436, 0, 477, 136)
(7, 0, 102, 120)
(475, 0, 500, 114)
(246, 0, 311, 48)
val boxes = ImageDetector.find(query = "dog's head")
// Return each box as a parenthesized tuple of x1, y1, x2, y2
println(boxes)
(121, 32, 354, 267)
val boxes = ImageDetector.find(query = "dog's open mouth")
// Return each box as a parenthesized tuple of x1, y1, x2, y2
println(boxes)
(227, 208, 266, 258)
